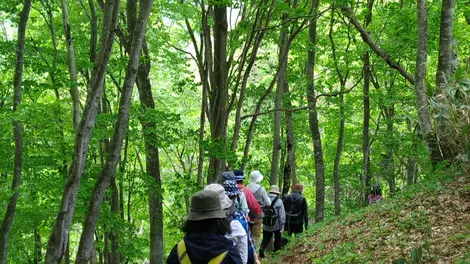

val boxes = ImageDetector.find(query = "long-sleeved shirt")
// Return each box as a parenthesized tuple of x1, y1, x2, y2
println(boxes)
(263, 194, 285, 232)
(235, 192, 250, 217)
(226, 219, 248, 264)
(246, 183, 271, 208)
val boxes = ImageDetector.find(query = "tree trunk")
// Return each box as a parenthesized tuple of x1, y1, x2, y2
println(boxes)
(307, 0, 325, 223)
(34, 227, 42, 264)
(362, 52, 371, 205)
(406, 156, 416, 185)
(0, 1, 31, 263)
(271, 7, 290, 185)
(230, 1, 274, 157)
(110, 178, 120, 264)
(207, 2, 229, 183)
(61, 0, 81, 131)
(45, 1, 121, 262)
(415, 0, 444, 167)
(361, 0, 373, 206)
(136, 46, 164, 263)
(75, 0, 152, 262)
(436, 0, 455, 89)
(436, 0, 457, 161)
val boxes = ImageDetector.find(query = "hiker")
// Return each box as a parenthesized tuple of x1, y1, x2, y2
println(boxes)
(246, 170, 271, 246)
(222, 180, 261, 264)
(166, 190, 243, 264)
(368, 183, 383, 205)
(206, 183, 248, 264)
(283, 183, 308, 236)
(234, 170, 262, 223)
(259, 185, 285, 258)
(221, 171, 250, 216)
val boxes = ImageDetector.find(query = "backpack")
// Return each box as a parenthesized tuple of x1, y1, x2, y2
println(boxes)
(243, 187, 262, 219)
(262, 197, 279, 226)
(285, 194, 302, 217)
(177, 239, 228, 264)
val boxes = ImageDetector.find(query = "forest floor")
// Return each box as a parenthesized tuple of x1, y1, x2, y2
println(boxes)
(266, 169, 470, 263)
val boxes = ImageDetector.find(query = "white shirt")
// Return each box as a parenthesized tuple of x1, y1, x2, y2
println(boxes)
(226, 220, 248, 264)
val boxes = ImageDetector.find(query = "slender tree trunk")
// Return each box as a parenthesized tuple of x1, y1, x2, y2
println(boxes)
(208, 2, 229, 183)
(0, 1, 31, 263)
(109, 178, 120, 264)
(307, 0, 324, 223)
(89, 0, 98, 64)
(361, 0, 373, 206)
(61, 0, 81, 130)
(436, 0, 456, 89)
(34, 227, 42, 264)
(333, 92, 344, 216)
(45, 1, 121, 262)
(415, 0, 444, 167)
(385, 105, 395, 196)
(271, 6, 290, 185)
(362, 51, 371, 205)
(75, 1, 152, 262)
(230, 1, 274, 156)
(136, 45, 164, 263)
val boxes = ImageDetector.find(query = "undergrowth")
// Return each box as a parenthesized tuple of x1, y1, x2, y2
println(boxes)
(267, 166, 470, 263)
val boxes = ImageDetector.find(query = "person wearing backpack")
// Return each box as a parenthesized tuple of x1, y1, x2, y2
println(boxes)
(221, 171, 250, 217)
(259, 185, 285, 258)
(222, 180, 261, 264)
(166, 190, 243, 264)
(246, 170, 271, 246)
(234, 170, 262, 222)
(283, 183, 308, 236)
(368, 183, 383, 205)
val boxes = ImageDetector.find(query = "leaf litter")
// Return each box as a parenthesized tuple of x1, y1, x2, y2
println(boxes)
(268, 176, 470, 263)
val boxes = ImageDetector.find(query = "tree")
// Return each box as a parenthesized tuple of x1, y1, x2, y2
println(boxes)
(45, 0, 121, 262)
(307, 0, 325, 223)
(0, 1, 32, 263)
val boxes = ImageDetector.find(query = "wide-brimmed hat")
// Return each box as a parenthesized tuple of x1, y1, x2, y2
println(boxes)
(250, 170, 264, 183)
(223, 180, 242, 197)
(187, 190, 226, 221)
(221, 171, 235, 182)
(234, 170, 245, 181)
(270, 185, 281, 194)
(204, 184, 233, 209)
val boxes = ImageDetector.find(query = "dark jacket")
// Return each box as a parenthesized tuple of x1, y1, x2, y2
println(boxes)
(166, 233, 243, 264)
(282, 192, 308, 226)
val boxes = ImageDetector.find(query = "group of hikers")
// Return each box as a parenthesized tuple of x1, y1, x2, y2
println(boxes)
(166, 170, 309, 264)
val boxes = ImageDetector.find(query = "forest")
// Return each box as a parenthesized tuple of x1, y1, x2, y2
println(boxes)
(0, 0, 469, 263)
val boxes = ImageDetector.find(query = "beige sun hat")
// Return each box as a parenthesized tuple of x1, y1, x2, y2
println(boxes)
(269, 185, 281, 194)
(204, 183, 233, 209)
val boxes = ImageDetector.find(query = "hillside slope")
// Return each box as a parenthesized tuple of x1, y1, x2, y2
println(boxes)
(269, 175, 470, 263)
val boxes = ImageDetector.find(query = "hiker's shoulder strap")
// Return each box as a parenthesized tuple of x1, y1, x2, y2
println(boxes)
(271, 197, 279, 208)
(177, 240, 191, 264)
(177, 239, 228, 264)
(208, 250, 229, 264)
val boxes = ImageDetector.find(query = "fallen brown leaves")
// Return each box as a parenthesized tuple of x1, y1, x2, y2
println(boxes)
(269, 176, 470, 264)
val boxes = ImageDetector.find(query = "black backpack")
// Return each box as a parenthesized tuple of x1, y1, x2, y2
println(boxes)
(285, 195, 302, 217)
(263, 197, 279, 226)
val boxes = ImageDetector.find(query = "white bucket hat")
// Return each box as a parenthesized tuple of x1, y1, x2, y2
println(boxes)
(249, 170, 264, 183)
(204, 183, 233, 209)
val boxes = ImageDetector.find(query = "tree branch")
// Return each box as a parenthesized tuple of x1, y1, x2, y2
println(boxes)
(341, 6, 415, 84)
